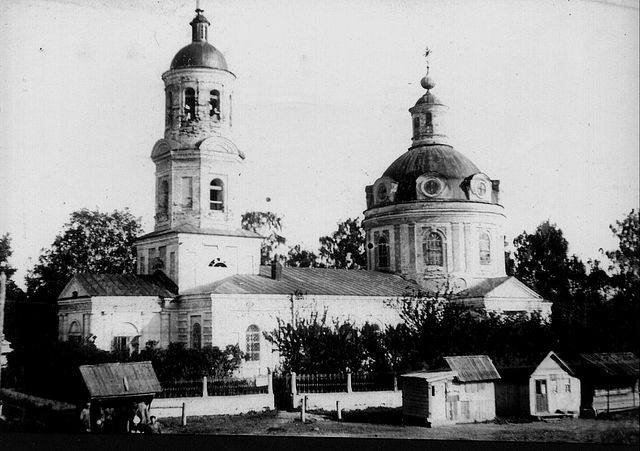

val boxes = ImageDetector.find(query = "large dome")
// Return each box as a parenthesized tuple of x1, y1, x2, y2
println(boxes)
(170, 42, 228, 70)
(382, 144, 481, 202)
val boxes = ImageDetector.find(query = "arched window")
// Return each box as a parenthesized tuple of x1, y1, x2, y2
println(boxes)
(377, 236, 389, 269)
(246, 325, 260, 361)
(413, 116, 420, 137)
(425, 112, 433, 133)
(191, 322, 202, 349)
(209, 179, 224, 211)
(166, 91, 173, 126)
(423, 231, 444, 267)
(68, 321, 82, 344)
(209, 90, 220, 120)
(158, 180, 169, 216)
(479, 232, 491, 265)
(184, 87, 196, 121)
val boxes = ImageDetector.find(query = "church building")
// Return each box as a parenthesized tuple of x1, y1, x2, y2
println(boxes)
(57, 8, 551, 377)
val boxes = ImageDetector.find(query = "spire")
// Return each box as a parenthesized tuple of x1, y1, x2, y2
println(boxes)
(190, 1, 211, 43)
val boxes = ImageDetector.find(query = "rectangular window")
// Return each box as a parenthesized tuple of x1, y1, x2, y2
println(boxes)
(139, 255, 146, 274)
(181, 177, 193, 209)
(159, 246, 167, 269)
(113, 336, 129, 352)
(169, 252, 176, 279)
(148, 248, 158, 271)
(565, 380, 571, 392)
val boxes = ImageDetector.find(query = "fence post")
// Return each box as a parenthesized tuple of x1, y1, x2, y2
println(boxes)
(202, 376, 208, 397)
(346, 371, 352, 394)
(336, 400, 342, 421)
(267, 370, 273, 395)
(393, 373, 398, 392)
(301, 395, 307, 423)
(291, 372, 297, 395)
(181, 402, 187, 427)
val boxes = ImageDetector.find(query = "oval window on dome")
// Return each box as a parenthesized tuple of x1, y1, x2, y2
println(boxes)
(376, 184, 388, 202)
(421, 177, 443, 197)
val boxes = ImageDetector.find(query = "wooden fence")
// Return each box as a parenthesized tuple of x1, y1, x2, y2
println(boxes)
(293, 372, 399, 394)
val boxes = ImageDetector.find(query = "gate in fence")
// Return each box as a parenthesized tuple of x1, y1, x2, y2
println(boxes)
(272, 373, 293, 411)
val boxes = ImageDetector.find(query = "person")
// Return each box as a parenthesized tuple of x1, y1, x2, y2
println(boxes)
(79, 403, 91, 432)
(102, 407, 115, 434)
(146, 416, 162, 434)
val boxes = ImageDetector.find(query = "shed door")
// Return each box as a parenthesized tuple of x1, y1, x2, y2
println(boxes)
(535, 379, 548, 413)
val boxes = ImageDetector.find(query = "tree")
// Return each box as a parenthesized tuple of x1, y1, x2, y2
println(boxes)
(286, 244, 321, 268)
(0, 233, 26, 301)
(25, 208, 142, 303)
(607, 209, 639, 290)
(241, 211, 286, 265)
(318, 217, 366, 269)
(511, 220, 573, 302)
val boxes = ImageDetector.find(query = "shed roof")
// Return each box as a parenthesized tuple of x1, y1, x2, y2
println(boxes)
(79, 361, 161, 400)
(578, 353, 639, 380)
(183, 266, 420, 297)
(401, 370, 456, 382)
(136, 224, 262, 241)
(59, 272, 177, 300)
(445, 355, 501, 382)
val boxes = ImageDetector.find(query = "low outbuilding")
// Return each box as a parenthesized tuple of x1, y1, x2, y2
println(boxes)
(567, 352, 639, 416)
(79, 361, 161, 433)
(496, 351, 580, 419)
(402, 355, 500, 427)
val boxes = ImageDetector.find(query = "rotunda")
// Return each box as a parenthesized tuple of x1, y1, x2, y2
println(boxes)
(363, 58, 507, 293)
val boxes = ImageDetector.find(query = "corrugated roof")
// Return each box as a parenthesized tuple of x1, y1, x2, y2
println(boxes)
(136, 224, 262, 241)
(445, 355, 501, 382)
(79, 361, 161, 399)
(401, 370, 456, 382)
(61, 273, 177, 298)
(579, 353, 639, 379)
(183, 266, 420, 297)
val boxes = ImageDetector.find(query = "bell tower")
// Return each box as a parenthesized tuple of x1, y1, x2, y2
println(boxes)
(135, 6, 262, 293)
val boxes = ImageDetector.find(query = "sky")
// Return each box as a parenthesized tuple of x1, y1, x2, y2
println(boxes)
(0, 0, 638, 287)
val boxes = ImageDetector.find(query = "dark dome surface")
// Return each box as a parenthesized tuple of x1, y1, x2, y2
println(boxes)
(383, 144, 481, 201)
(170, 42, 228, 70)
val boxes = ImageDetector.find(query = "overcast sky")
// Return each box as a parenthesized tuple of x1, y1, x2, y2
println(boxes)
(1, 0, 638, 287)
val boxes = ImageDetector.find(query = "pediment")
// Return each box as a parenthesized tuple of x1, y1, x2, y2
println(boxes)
(485, 277, 542, 300)
(58, 277, 91, 300)
(198, 136, 245, 159)
(151, 139, 180, 160)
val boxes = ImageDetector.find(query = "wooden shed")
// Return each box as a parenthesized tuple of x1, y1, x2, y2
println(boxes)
(402, 355, 500, 427)
(79, 361, 161, 432)
(567, 352, 639, 416)
(495, 351, 580, 419)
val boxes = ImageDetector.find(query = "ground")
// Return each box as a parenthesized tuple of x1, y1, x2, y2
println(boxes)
(159, 407, 639, 444)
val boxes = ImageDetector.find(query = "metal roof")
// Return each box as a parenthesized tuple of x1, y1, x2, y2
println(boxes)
(60, 273, 177, 299)
(401, 370, 456, 382)
(183, 266, 420, 297)
(79, 361, 161, 400)
(445, 355, 501, 382)
(136, 224, 262, 242)
(454, 277, 511, 298)
(578, 353, 639, 380)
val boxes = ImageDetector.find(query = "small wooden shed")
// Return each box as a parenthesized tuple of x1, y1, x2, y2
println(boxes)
(496, 351, 580, 419)
(79, 361, 161, 432)
(402, 355, 500, 427)
(567, 352, 639, 416)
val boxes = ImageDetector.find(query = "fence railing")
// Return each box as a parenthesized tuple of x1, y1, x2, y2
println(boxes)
(292, 371, 399, 394)
(158, 376, 270, 399)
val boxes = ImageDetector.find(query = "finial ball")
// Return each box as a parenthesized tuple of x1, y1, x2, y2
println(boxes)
(421, 75, 435, 90)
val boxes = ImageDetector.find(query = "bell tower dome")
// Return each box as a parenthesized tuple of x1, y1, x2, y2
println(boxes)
(135, 6, 262, 293)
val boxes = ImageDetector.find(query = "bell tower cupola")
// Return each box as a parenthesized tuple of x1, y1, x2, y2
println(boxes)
(191, 7, 210, 42)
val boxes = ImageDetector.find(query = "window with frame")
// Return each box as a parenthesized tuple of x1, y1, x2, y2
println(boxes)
(139, 255, 146, 274)
(209, 90, 220, 120)
(210, 179, 224, 211)
(169, 252, 176, 279)
(413, 116, 420, 137)
(158, 180, 169, 217)
(479, 232, 491, 265)
(113, 336, 129, 352)
(184, 87, 196, 121)
(181, 177, 193, 209)
(565, 380, 571, 392)
(191, 322, 202, 349)
(377, 235, 390, 268)
(166, 91, 173, 126)
(246, 325, 260, 361)
(68, 321, 82, 344)
(423, 231, 444, 267)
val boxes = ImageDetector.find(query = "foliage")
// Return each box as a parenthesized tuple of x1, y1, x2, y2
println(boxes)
(0, 232, 26, 301)
(25, 208, 142, 303)
(264, 307, 388, 374)
(286, 244, 321, 268)
(6, 339, 244, 403)
(318, 217, 366, 269)
(607, 209, 639, 290)
(241, 211, 286, 265)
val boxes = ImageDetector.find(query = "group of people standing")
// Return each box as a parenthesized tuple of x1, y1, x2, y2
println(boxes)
(79, 400, 161, 434)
